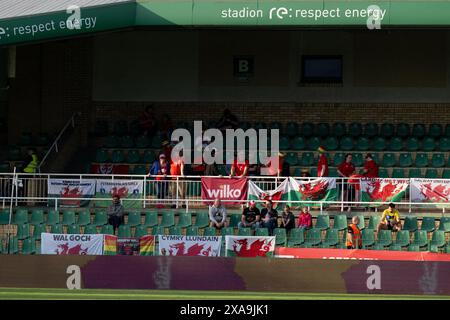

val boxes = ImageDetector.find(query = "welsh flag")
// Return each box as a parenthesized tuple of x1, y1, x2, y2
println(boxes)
(361, 178, 409, 207)
(410, 178, 450, 208)
(290, 177, 338, 207)
(247, 178, 293, 209)
(225, 236, 275, 258)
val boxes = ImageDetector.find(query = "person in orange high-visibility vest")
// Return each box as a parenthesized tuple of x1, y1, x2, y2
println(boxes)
(346, 216, 362, 249)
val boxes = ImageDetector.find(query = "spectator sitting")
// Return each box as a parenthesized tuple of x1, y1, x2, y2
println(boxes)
(139, 104, 157, 136)
(230, 151, 249, 178)
(297, 206, 312, 229)
(280, 205, 295, 234)
(217, 108, 239, 130)
(204, 149, 221, 176)
(107, 195, 124, 234)
(346, 216, 362, 249)
(209, 198, 227, 229)
(377, 203, 402, 234)
(238, 200, 261, 230)
(260, 200, 279, 236)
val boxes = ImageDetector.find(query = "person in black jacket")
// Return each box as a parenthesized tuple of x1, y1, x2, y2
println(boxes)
(280, 205, 295, 235)
(260, 200, 279, 236)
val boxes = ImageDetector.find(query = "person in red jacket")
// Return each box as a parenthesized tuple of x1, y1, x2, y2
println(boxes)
(317, 146, 329, 177)
(297, 206, 312, 230)
(362, 153, 379, 178)
(338, 154, 356, 211)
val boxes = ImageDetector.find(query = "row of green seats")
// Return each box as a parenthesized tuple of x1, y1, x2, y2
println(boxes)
(103, 134, 163, 149)
(95, 149, 158, 163)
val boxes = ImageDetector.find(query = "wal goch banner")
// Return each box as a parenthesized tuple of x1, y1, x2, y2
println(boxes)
(47, 179, 96, 207)
(41, 233, 104, 255)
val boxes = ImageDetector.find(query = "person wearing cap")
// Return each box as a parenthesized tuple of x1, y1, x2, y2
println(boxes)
(149, 153, 170, 206)
(317, 146, 329, 177)
(362, 153, 379, 178)
(239, 200, 261, 230)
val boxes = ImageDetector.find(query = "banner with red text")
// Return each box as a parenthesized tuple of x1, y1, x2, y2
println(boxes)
(201, 177, 248, 205)
(41, 233, 104, 255)
(47, 179, 96, 207)
(410, 179, 450, 207)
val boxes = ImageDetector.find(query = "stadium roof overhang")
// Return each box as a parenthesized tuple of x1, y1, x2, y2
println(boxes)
(2, 0, 450, 46)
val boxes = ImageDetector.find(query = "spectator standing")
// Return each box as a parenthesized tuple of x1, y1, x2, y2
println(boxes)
(238, 201, 261, 229)
(107, 195, 125, 234)
(260, 200, 279, 236)
(280, 205, 295, 234)
(230, 152, 249, 178)
(209, 198, 228, 229)
(149, 154, 170, 208)
(170, 150, 185, 208)
(23, 148, 39, 205)
(346, 216, 362, 249)
(377, 203, 402, 234)
(317, 146, 329, 177)
(139, 105, 157, 136)
(337, 153, 356, 211)
(362, 153, 379, 178)
(297, 206, 312, 229)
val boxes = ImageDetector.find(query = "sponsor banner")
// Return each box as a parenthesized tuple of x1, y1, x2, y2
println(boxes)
(47, 179, 96, 207)
(201, 177, 248, 205)
(95, 179, 144, 209)
(41, 233, 104, 255)
(91, 164, 129, 175)
(410, 179, 450, 206)
(158, 235, 221, 257)
(139, 235, 156, 256)
(117, 237, 141, 256)
(275, 247, 450, 262)
(225, 236, 275, 258)
(361, 178, 409, 207)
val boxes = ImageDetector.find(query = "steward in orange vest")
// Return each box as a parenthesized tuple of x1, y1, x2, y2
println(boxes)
(346, 216, 362, 249)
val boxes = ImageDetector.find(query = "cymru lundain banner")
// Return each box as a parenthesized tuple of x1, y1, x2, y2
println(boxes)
(361, 178, 409, 207)
(41, 233, 104, 255)
(225, 236, 275, 258)
(410, 178, 450, 206)
(95, 179, 144, 209)
(158, 235, 221, 257)
(201, 177, 248, 205)
(47, 179, 96, 207)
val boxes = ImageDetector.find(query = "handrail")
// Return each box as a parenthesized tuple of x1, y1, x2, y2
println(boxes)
(37, 112, 80, 173)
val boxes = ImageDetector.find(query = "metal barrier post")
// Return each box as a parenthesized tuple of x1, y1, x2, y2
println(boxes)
(7, 167, 16, 254)
(176, 176, 179, 209)
(143, 175, 147, 209)
(340, 178, 344, 212)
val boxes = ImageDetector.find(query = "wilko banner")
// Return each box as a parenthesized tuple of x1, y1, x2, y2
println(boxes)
(361, 178, 409, 206)
(158, 235, 221, 257)
(41, 233, 104, 255)
(225, 236, 275, 258)
(95, 179, 143, 209)
(410, 179, 450, 206)
(201, 177, 248, 205)
(47, 179, 96, 207)
(90, 164, 129, 175)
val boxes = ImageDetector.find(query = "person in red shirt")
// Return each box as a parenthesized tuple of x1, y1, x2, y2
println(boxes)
(362, 153, 379, 178)
(337, 153, 356, 211)
(317, 146, 329, 177)
(263, 152, 284, 176)
(230, 153, 249, 178)
(170, 150, 185, 208)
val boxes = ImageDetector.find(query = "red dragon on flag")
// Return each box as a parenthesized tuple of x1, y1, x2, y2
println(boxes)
(163, 242, 212, 256)
(299, 180, 329, 201)
(419, 183, 450, 203)
(111, 187, 129, 198)
(60, 187, 83, 206)
(231, 238, 273, 257)
(55, 243, 88, 255)
(363, 179, 408, 202)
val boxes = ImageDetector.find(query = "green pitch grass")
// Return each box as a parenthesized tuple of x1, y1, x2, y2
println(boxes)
(0, 288, 449, 300)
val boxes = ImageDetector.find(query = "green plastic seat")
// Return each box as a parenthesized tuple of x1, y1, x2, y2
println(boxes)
(438, 137, 450, 151)
(405, 137, 420, 151)
(356, 137, 370, 151)
(303, 228, 322, 247)
(364, 123, 378, 137)
(429, 124, 442, 137)
(395, 230, 410, 247)
(285, 152, 298, 166)
(104, 135, 118, 148)
(222, 227, 235, 236)
(398, 153, 413, 167)
(376, 230, 393, 247)
(46, 210, 60, 226)
(373, 137, 386, 151)
(6, 236, 19, 254)
(333, 153, 344, 166)
(412, 124, 426, 138)
(291, 137, 306, 150)
(32, 224, 46, 240)
(30, 210, 44, 226)
(348, 123, 362, 137)
(307, 137, 321, 151)
(118, 225, 131, 237)
(125, 212, 140, 227)
(13, 209, 28, 225)
(321, 229, 339, 248)
(135, 135, 150, 148)
(339, 136, 354, 151)
(443, 169, 450, 179)
(127, 150, 141, 164)
(429, 230, 446, 250)
(159, 212, 175, 228)
(36, 133, 49, 146)
(323, 137, 339, 151)
(177, 212, 192, 228)
(420, 217, 435, 232)
(412, 230, 428, 248)
(431, 154, 445, 167)
(300, 152, 314, 166)
(111, 150, 125, 163)
(93, 120, 108, 137)
(315, 123, 330, 137)
(315, 215, 330, 231)
(61, 211, 76, 226)
(355, 215, 366, 230)
(0, 163, 11, 173)
(286, 122, 299, 137)
(95, 149, 109, 163)
(238, 228, 252, 236)
(113, 120, 128, 136)
(16, 223, 30, 240)
(332, 123, 346, 137)
(133, 165, 147, 175)
(368, 216, 381, 230)
(408, 244, 420, 252)
(186, 226, 199, 236)
(389, 244, 402, 251)
(84, 225, 98, 235)
(414, 153, 428, 167)
(120, 135, 134, 148)
(273, 228, 287, 246)
(143, 211, 158, 227)
(380, 123, 395, 138)
(301, 123, 315, 137)
(77, 211, 91, 226)
(310, 168, 318, 177)
(253, 122, 266, 130)
(169, 226, 182, 235)
(332, 215, 348, 231)
(51, 224, 63, 234)
(193, 212, 209, 229)
(143, 150, 156, 163)
(362, 229, 375, 249)
(408, 168, 422, 178)
(18, 132, 33, 146)
(422, 137, 436, 151)
(438, 217, 450, 232)
(255, 228, 269, 237)
(392, 168, 405, 178)
(204, 227, 217, 237)
(378, 168, 388, 178)
(67, 224, 80, 234)
(92, 211, 108, 226)
(279, 137, 290, 150)
(270, 122, 282, 130)
(388, 137, 403, 151)
(21, 238, 36, 255)
(396, 123, 410, 138)
(381, 153, 396, 167)
(229, 214, 242, 228)
(328, 167, 338, 177)
(7, 146, 21, 161)
(135, 225, 149, 238)
(352, 153, 364, 167)
(445, 124, 450, 137)
(101, 224, 114, 235)
(425, 169, 438, 179)
(287, 228, 305, 247)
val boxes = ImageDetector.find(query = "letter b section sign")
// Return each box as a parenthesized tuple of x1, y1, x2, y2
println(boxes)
(234, 56, 254, 79)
